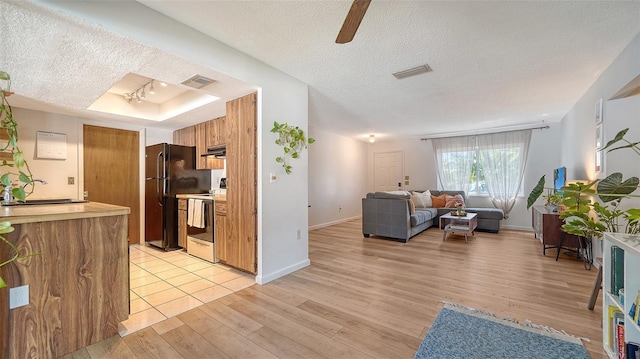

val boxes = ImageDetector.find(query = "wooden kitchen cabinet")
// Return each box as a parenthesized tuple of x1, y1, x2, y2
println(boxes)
(225, 92, 257, 274)
(207, 116, 227, 147)
(214, 200, 227, 262)
(195, 122, 207, 169)
(173, 125, 195, 146)
(178, 198, 187, 248)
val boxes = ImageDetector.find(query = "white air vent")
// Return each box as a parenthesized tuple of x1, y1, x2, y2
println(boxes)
(392, 64, 433, 80)
(182, 74, 215, 89)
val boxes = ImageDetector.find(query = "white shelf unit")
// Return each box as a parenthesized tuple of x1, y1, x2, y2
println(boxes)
(602, 232, 640, 358)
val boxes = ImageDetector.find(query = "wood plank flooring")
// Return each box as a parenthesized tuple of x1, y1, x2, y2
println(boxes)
(63, 220, 605, 358)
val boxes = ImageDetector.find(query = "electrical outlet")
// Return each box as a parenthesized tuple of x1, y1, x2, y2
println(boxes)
(68, 177, 75, 185)
(83, 191, 88, 197)
(9, 285, 29, 309)
(296, 229, 301, 240)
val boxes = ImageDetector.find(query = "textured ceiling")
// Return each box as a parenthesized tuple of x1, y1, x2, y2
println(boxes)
(1, 0, 639, 140)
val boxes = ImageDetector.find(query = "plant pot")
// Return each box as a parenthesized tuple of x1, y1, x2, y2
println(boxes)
(545, 204, 558, 212)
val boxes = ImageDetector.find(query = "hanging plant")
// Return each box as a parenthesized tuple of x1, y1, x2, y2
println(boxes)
(271, 121, 315, 174)
(0, 71, 37, 288)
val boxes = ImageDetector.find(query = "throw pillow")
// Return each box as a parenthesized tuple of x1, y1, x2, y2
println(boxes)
(411, 190, 432, 208)
(408, 199, 416, 214)
(444, 194, 466, 208)
(431, 194, 446, 208)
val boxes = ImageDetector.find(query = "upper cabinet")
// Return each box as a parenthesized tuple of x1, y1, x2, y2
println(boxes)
(173, 126, 195, 147)
(173, 116, 226, 170)
(195, 122, 208, 170)
(207, 116, 226, 147)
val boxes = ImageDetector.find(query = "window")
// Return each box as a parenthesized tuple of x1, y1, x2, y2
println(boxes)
(432, 129, 532, 217)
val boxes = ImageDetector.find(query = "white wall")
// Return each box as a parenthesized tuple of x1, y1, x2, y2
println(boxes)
(308, 127, 368, 229)
(560, 33, 640, 261)
(366, 138, 438, 192)
(561, 32, 640, 199)
(10, 108, 80, 200)
(39, 1, 310, 284)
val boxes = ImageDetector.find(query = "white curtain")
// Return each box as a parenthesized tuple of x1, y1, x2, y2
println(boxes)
(476, 129, 532, 218)
(431, 135, 475, 192)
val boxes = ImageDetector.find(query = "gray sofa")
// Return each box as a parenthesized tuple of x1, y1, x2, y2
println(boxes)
(361, 190, 504, 242)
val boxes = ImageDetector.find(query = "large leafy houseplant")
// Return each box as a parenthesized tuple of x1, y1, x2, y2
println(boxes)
(0, 70, 36, 288)
(271, 121, 315, 174)
(527, 128, 640, 239)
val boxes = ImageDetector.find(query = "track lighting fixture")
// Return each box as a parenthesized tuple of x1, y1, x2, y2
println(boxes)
(123, 79, 158, 104)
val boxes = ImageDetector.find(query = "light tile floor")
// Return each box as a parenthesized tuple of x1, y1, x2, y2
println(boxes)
(119, 244, 255, 336)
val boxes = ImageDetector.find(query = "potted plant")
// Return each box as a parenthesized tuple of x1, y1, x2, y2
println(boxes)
(527, 128, 640, 238)
(559, 129, 640, 237)
(270, 121, 315, 174)
(542, 190, 564, 212)
(0, 70, 36, 288)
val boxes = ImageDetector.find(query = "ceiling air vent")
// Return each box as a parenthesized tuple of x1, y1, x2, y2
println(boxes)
(392, 64, 433, 80)
(181, 74, 215, 89)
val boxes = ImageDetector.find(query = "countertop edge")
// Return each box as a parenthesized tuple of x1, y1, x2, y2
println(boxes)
(0, 202, 130, 224)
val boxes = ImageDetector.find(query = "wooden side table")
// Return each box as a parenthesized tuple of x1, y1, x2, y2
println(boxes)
(440, 212, 478, 243)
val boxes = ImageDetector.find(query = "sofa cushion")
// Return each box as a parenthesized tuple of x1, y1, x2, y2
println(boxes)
(410, 208, 437, 227)
(411, 190, 432, 208)
(431, 194, 446, 207)
(444, 194, 466, 208)
(372, 191, 410, 199)
(465, 208, 505, 220)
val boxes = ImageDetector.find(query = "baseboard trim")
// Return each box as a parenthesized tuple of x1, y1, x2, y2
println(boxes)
(255, 259, 310, 285)
(502, 225, 534, 231)
(309, 215, 362, 230)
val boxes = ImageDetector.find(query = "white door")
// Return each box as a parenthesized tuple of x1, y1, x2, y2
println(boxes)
(373, 151, 404, 192)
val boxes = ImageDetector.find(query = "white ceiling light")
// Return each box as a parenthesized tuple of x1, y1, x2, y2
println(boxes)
(124, 79, 155, 104)
(369, 134, 375, 143)
(149, 80, 155, 95)
(392, 64, 433, 80)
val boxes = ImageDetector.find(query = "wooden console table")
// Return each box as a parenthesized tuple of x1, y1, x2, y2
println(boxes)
(531, 205, 581, 259)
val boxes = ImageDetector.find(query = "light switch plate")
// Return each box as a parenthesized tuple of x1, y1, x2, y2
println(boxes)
(68, 177, 75, 185)
(9, 285, 29, 309)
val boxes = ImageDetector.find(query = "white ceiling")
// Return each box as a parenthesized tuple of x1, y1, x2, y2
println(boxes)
(2, 1, 639, 140)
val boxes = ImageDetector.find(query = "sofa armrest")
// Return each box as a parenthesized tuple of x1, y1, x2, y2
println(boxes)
(362, 197, 411, 240)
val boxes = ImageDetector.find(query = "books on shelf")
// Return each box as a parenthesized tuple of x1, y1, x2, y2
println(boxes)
(616, 319, 624, 359)
(611, 246, 625, 295)
(609, 305, 623, 349)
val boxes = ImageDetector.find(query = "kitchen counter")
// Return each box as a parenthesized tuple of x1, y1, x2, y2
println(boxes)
(0, 201, 130, 224)
(177, 193, 227, 202)
(0, 201, 129, 358)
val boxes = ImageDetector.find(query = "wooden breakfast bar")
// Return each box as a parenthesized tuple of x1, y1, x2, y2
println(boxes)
(0, 201, 130, 358)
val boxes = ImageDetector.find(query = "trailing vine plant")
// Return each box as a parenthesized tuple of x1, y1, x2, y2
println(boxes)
(271, 121, 315, 174)
(0, 70, 37, 288)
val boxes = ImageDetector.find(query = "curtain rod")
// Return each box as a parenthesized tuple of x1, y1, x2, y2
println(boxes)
(420, 123, 550, 141)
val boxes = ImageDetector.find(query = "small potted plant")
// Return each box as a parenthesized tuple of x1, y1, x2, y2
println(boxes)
(0, 70, 37, 288)
(542, 190, 563, 212)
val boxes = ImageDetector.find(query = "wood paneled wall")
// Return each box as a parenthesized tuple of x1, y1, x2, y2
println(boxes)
(0, 215, 129, 358)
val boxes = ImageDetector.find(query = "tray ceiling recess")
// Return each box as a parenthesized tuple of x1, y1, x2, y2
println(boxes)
(88, 73, 220, 122)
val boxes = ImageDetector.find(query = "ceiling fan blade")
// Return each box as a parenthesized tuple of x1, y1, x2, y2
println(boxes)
(335, 0, 371, 44)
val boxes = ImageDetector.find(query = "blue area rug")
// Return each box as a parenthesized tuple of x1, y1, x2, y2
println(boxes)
(414, 302, 590, 359)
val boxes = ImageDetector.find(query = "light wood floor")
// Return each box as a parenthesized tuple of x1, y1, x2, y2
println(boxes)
(63, 220, 604, 358)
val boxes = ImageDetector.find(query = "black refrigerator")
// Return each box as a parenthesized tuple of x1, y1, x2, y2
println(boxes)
(145, 143, 211, 251)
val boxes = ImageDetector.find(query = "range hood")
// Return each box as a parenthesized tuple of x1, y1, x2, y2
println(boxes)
(202, 145, 226, 159)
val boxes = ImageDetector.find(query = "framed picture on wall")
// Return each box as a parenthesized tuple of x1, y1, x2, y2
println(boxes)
(596, 123, 604, 149)
(595, 98, 603, 124)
